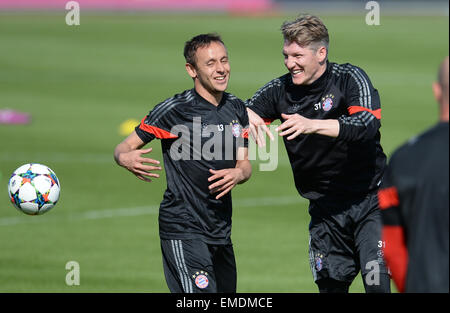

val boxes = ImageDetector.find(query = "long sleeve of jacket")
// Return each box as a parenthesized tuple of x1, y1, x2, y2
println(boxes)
(337, 66, 382, 142)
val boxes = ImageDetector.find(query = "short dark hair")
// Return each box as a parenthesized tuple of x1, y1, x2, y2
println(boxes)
(183, 33, 225, 67)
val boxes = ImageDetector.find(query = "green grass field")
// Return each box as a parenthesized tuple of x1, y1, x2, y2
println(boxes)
(0, 13, 448, 293)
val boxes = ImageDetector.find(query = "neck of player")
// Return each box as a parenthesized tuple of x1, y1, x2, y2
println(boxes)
(195, 83, 223, 107)
(309, 62, 327, 85)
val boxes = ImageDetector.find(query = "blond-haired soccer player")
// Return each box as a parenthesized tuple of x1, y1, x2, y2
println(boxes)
(246, 15, 390, 293)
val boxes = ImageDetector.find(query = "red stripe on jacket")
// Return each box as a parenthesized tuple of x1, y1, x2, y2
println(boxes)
(241, 128, 249, 139)
(139, 118, 178, 139)
(348, 106, 382, 119)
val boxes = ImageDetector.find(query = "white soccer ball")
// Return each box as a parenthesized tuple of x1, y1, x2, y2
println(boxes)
(8, 163, 61, 215)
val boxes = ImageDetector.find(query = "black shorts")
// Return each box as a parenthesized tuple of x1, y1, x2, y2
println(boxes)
(308, 192, 389, 283)
(160, 239, 236, 293)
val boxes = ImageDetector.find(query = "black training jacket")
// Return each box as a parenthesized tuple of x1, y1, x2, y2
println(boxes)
(246, 61, 386, 201)
(136, 89, 248, 244)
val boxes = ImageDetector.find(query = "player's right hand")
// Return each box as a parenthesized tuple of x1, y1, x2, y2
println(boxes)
(118, 147, 162, 182)
(247, 108, 274, 147)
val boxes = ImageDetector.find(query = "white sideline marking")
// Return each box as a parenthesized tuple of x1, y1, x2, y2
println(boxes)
(0, 196, 306, 227)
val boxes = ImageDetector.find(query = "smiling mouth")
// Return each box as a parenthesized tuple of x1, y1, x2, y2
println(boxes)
(291, 69, 304, 76)
(214, 75, 227, 81)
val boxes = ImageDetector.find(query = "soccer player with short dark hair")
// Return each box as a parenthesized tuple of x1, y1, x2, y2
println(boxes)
(246, 14, 390, 293)
(378, 56, 449, 293)
(114, 33, 251, 293)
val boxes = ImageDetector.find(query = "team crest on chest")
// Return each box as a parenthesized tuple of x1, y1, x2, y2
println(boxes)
(321, 94, 335, 112)
(230, 120, 241, 138)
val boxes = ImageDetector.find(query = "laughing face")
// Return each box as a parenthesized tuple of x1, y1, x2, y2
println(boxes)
(187, 41, 230, 96)
(283, 40, 327, 86)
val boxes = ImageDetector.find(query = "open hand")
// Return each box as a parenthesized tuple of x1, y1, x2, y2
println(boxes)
(208, 168, 244, 200)
(276, 113, 315, 140)
(247, 108, 274, 147)
(118, 147, 162, 182)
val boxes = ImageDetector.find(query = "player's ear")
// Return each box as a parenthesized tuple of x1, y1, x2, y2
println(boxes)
(185, 63, 197, 79)
(432, 81, 442, 104)
(317, 46, 327, 63)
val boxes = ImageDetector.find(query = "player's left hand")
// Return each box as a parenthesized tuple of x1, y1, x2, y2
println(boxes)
(276, 113, 315, 140)
(208, 168, 244, 200)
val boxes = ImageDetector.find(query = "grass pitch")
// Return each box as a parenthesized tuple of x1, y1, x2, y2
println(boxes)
(0, 13, 447, 292)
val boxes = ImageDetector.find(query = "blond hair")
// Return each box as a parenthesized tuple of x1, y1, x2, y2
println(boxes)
(281, 14, 329, 51)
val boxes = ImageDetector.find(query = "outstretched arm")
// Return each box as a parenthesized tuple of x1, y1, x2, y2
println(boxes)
(276, 113, 340, 139)
(247, 108, 275, 147)
(208, 147, 252, 200)
(276, 66, 381, 141)
(114, 131, 162, 182)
